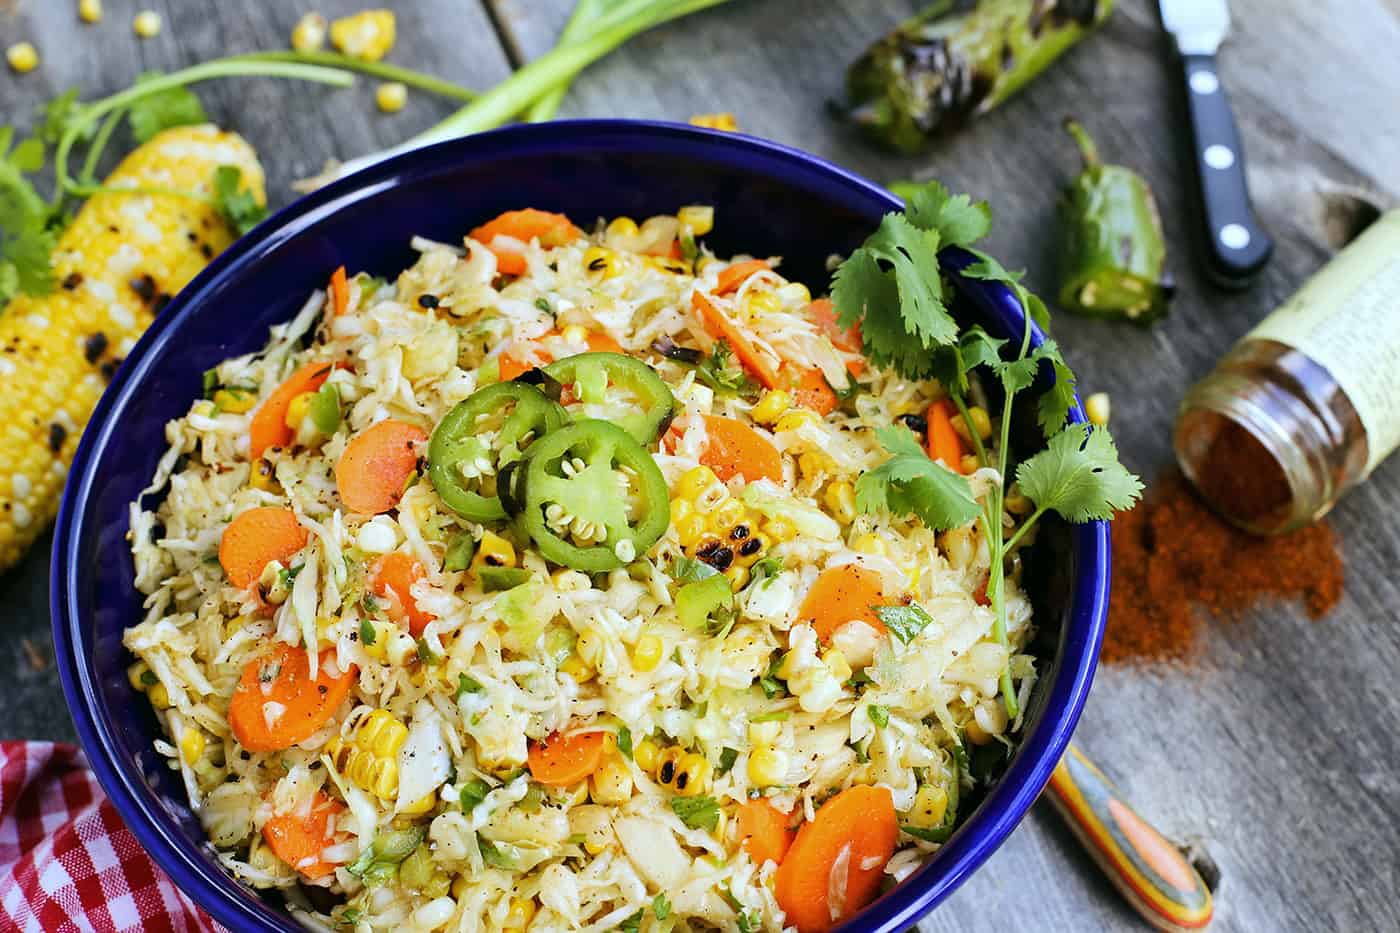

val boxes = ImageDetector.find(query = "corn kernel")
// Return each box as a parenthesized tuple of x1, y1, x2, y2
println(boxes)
(748, 720, 781, 745)
(132, 10, 161, 38)
(79, 0, 103, 24)
(559, 654, 594, 682)
(386, 630, 417, 666)
(606, 216, 639, 239)
(724, 564, 749, 590)
(960, 454, 981, 474)
(907, 782, 949, 830)
(670, 498, 695, 526)
(330, 9, 396, 61)
(180, 728, 205, 765)
(688, 113, 739, 132)
(249, 457, 278, 492)
(376, 81, 408, 113)
(212, 387, 257, 414)
(583, 246, 619, 279)
(747, 746, 788, 787)
(472, 531, 516, 570)
(734, 533, 771, 569)
(559, 323, 589, 345)
(127, 661, 152, 692)
(750, 390, 792, 426)
(1004, 483, 1033, 516)
(675, 752, 712, 797)
(941, 526, 975, 570)
(400, 792, 436, 815)
(763, 518, 797, 543)
(677, 205, 714, 236)
(952, 406, 993, 443)
(147, 682, 171, 709)
(576, 628, 604, 667)
(852, 533, 887, 556)
(778, 281, 812, 307)
(775, 409, 818, 434)
(551, 568, 591, 592)
(823, 482, 857, 525)
(965, 716, 992, 745)
(708, 498, 746, 532)
(634, 738, 661, 773)
(742, 289, 783, 318)
(590, 753, 634, 805)
(677, 465, 719, 500)
(797, 452, 828, 481)
(284, 391, 315, 430)
(503, 896, 537, 929)
(631, 633, 664, 672)
(291, 12, 327, 52)
(822, 648, 852, 684)
(360, 617, 390, 659)
(452, 875, 471, 899)
(1085, 392, 1111, 427)
(6, 42, 38, 73)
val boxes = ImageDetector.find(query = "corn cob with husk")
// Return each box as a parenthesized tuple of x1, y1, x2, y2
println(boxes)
(0, 124, 264, 571)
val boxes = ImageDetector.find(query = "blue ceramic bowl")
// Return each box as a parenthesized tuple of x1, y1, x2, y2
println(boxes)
(52, 120, 1107, 932)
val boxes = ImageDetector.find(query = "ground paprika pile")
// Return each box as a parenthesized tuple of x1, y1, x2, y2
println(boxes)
(1104, 471, 1344, 666)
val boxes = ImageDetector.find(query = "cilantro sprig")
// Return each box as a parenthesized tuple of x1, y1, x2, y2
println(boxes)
(834, 180, 1142, 718)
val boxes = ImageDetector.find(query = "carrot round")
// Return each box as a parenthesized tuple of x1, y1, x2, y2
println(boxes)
(775, 785, 898, 932)
(469, 208, 582, 277)
(250, 360, 335, 459)
(374, 551, 435, 637)
(804, 298, 865, 376)
(219, 507, 309, 589)
(527, 730, 608, 786)
(228, 644, 357, 752)
(798, 564, 888, 641)
(692, 291, 780, 389)
(335, 420, 428, 515)
(329, 265, 349, 317)
(262, 790, 347, 880)
(737, 797, 796, 868)
(701, 415, 783, 485)
(783, 364, 838, 417)
(926, 400, 967, 474)
(716, 259, 770, 295)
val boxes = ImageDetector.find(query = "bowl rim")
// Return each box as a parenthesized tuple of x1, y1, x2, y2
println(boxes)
(51, 118, 1107, 932)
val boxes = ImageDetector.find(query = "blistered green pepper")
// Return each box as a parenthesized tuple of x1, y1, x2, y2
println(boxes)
(1058, 120, 1174, 323)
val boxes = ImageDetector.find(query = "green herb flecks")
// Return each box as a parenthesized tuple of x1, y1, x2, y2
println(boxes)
(671, 794, 720, 831)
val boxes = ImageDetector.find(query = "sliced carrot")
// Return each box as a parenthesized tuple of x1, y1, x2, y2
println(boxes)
(701, 415, 783, 485)
(527, 730, 608, 786)
(498, 329, 625, 381)
(329, 265, 349, 317)
(373, 551, 435, 637)
(783, 364, 839, 417)
(229, 644, 357, 752)
(798, 564, 888, 641)
(262, 790, 348, 880)
(926, 400, 967, 474)
(219, 507, 309, 589)
(804, 298, 865, 377)
(335, 420, 428, 515)
(250, 360, 335, 459)
(469, 208, 582, 277)
(737, 798, 796, 868)
(692, 291, 780, 389)
(716, 259, 770, 295)
(775, 784, 898, 933)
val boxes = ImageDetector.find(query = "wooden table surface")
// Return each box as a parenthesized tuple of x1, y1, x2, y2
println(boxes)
(3, 1, 1399, 930)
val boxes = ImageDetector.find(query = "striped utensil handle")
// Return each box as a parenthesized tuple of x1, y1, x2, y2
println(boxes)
(1045, 743, 1214, 932)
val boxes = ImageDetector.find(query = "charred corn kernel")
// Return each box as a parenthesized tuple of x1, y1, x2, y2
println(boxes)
(583, 246, 619, 279)
(606, 216, 639, 239)
(375, 82, 408, 113)
(127, 661, 152, 692)
(708, 498, 747, 532)
(677, 465, 719, 500)
(670, 498, 695, 525)
(748, 720, 781, 745)
(6, 42, 38, 73)
(560, 323, 590, 345)
(677, 515, 708, 548)
(290, 12, 327, 52)
(503, 897, 537, 929)
(646, 256, 692, 275)
(631, 633, 664, 672)
(822, 648, 852, 684)
(576, 628, 604, 667)
(775, 409, 818, 433)
(180, 728, 205, 765)
(824, 482, 857, 525)
(590, 753, 633, 805)
(212, 387, 257, 413)
(328, 708, 408, 800)
(674, 753, 712, 797)
(559, 654, 594, 681)
(960, 454, 981, 474)
(132, 10, 161, 37)
(734, 533, 771, 569)
(763, 518, 797, 543)
(1085, 392, 1111, 427)
(634, 738, 661, 773)
(472, 531, 516, 570)
(724, 564, 749, 590)
(147, 682, 171, 709)
(852, 533, 888, 557)
(689, 112, 738, 132)
(907, 783, 949, 829)
(284, 391, 315, 430)
(677, 205, 714, 236)
(742, 288, 783, 317)
(750, 390, 792, 426)
(952, 406, 993, 444)
(79, 0, 103, 24)
(655, 746, 686, 788)
(330, 9, 396, 61)
(249, 457, 278, 492)
(747, 746, 788, 787)
(386, 629, 418, 666)
(0, 127, 263, 572)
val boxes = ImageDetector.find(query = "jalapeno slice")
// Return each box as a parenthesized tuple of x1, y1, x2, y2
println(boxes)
(429, 383, 566, 522)
(517, 420, 670, 572)
(542, 352, 675, 444)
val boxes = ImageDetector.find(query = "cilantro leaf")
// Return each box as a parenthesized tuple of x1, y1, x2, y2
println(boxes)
(618, 910, 642, 933)
(900, 180, 992, 248)
(358, 616, 377, 647)
(868, 704, 890, 728)
(616, 726, 633, 759)
(456, 673, 483, 698)
(962, 248, 1051, 330)
(717, 747, 739, 775)
(213, 164, 266, 236)
(696, 338, 759, 398)
(873, 603, 936, 644)
(127, 73, 208, 143)
(1034, 341, 1078, 437)
(0, 130, 58, 305)
(1015, 423, 1143, 522)
(653, 893, 672, 921)
(671, 795, 720, 831)
(36, 89, 91, 146)
(855, 426, 980, 531)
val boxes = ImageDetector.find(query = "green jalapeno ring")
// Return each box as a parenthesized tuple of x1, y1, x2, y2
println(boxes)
(542, 352, 676, 444)
(428, 382, 565, 523)
(516, 419, 670, 573)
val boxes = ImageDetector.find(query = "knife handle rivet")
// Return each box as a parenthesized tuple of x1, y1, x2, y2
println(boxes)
(1203, 144, 1235, 169)
(1220, 224, 1251, 249)
(1189, 70, 1220, 95)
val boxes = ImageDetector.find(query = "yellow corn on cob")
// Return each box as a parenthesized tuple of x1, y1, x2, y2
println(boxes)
(327, 708, 409, 800)
(0, 125, 264, 571)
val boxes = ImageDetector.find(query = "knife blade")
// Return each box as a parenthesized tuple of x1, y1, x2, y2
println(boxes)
(1159, 0, 1273, 286)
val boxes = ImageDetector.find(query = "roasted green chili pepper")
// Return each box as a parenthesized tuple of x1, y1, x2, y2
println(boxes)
(843, 0, 1114, 154)
(515, 420, 670, 572)
(1058, 119, 1173, 322)
(428, 382, 566, 523)
(543, 352, 675, 444)
(478, 566, 533, 592)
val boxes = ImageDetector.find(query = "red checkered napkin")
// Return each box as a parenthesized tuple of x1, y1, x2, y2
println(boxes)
(0, 742, 219, 933)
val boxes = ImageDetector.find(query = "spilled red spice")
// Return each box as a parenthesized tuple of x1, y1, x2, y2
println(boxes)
(1104, 471, 1344, 666)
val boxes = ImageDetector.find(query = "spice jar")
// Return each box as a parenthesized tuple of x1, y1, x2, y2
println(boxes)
(1175, 210, 1400, 534)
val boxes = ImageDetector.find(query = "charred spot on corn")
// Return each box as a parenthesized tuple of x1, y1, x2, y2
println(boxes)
(82, 332, 108, 364)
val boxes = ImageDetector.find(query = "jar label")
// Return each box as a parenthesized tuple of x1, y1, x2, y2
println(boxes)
(1250, 211, 1400, 474)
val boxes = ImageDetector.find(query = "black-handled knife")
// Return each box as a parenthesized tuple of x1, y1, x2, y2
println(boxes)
(1160, 0, 1273, 288)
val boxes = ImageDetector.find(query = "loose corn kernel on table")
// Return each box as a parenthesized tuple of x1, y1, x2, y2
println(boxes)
(3, 1, 1400, 930)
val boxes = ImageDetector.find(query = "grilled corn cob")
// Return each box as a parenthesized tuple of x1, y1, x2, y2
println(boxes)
(0, 125, 263, 571)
